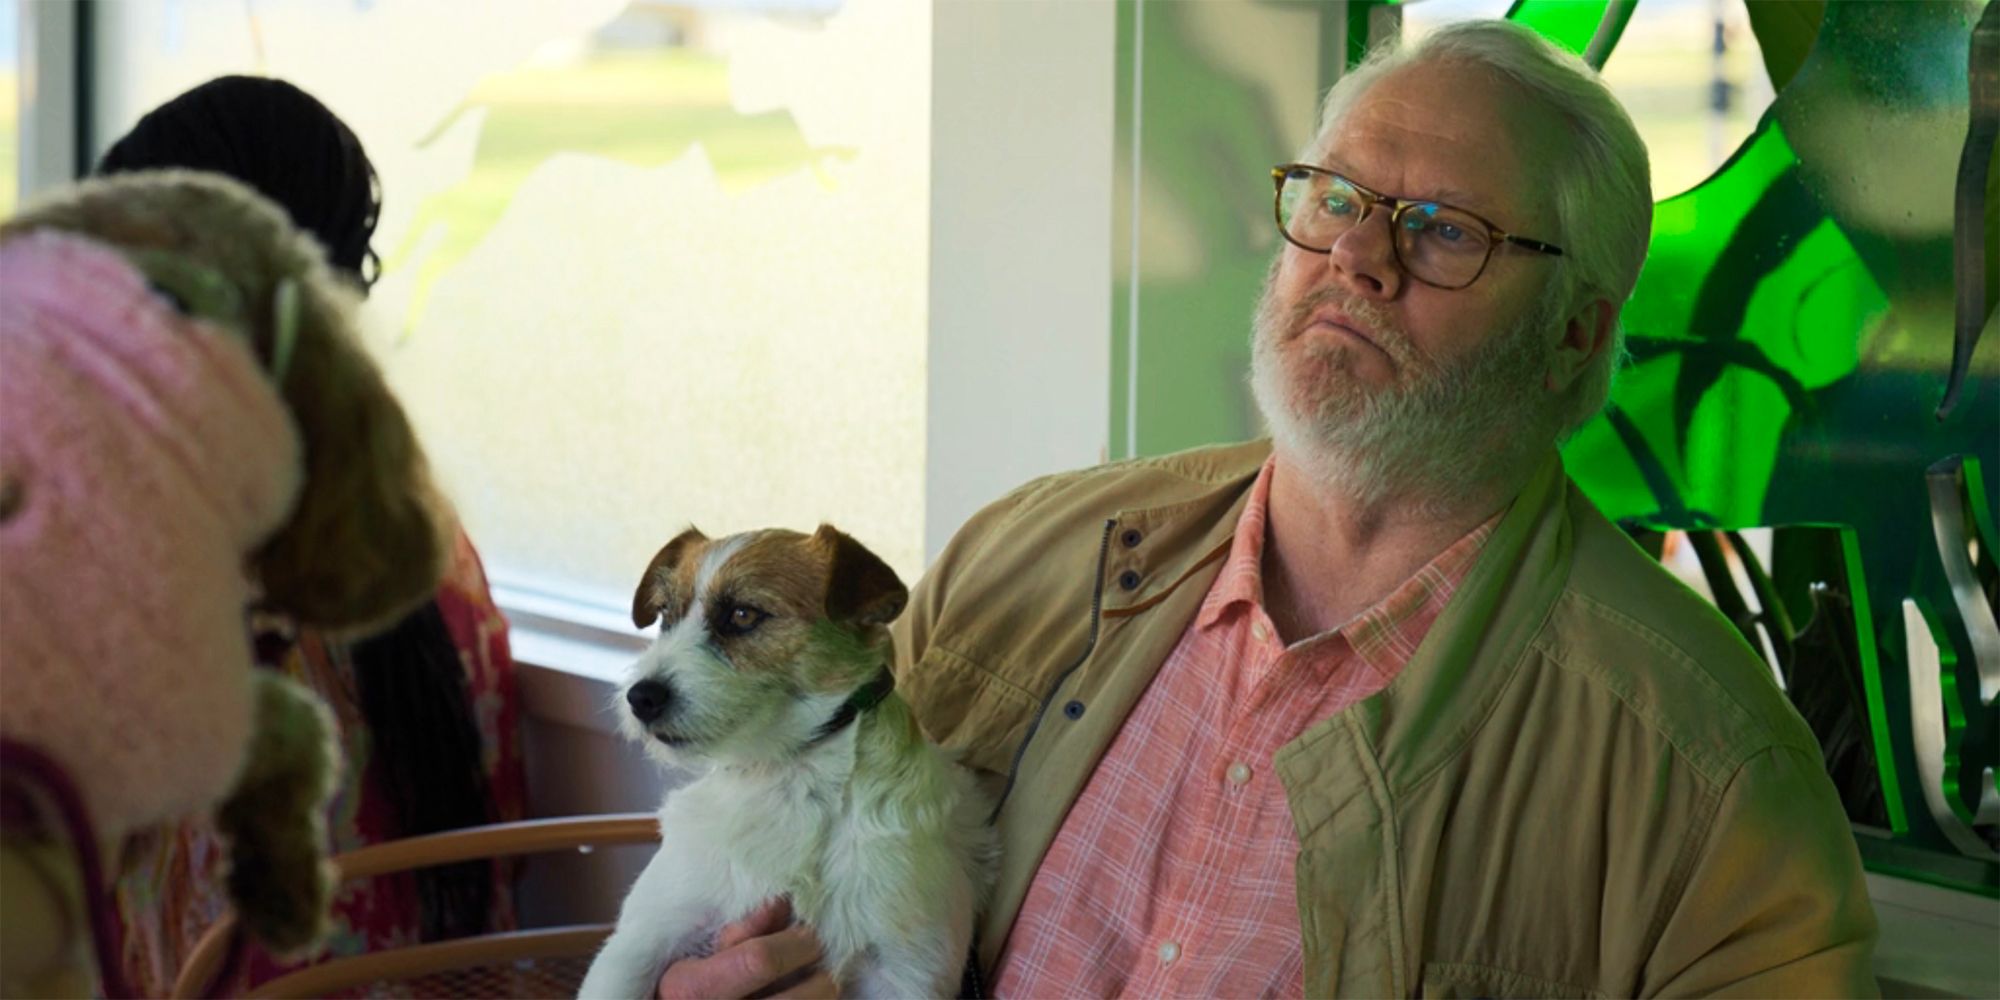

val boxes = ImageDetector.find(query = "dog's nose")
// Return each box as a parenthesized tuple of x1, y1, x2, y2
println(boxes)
(626, 679, 674, 723)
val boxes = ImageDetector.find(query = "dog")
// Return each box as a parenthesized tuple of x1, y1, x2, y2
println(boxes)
(578, 524, 997, 1000)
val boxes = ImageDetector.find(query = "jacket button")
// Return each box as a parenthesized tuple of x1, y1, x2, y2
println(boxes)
(1063, 700, 1085, 720)
(1120, 527, 1143, 548)
(1117, 569, 1142, 591)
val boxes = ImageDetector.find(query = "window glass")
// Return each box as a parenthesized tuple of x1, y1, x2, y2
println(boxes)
(1401, 0, 1516, 41)
(94, 0, 929, 612)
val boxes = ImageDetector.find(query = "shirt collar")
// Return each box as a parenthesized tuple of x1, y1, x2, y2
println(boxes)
(1343, 516, 1496, 675)
(1194, 455, 1499, 671)
(1194, 456, 1280, 631)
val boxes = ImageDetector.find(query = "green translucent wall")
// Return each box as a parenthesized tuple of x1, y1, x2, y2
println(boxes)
(1564, 0, 1996, 890)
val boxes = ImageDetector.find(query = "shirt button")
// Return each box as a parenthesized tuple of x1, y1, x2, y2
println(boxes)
(1251, 621, 1271, 643)
(1158, 940, 1180, 964)
(1227, 761, 1252, 786)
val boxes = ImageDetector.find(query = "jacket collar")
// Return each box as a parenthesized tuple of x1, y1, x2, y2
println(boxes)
(1100, 440, 1270, 618)
(1276, 448, 1573, 801)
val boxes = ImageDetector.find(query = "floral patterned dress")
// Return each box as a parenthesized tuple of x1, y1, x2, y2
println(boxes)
(113, 530, 525, 998)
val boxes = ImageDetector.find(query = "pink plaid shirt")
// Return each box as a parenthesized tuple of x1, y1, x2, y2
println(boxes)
(991, 458, 1496, 999)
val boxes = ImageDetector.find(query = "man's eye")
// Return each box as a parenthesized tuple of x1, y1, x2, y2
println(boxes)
(1405, 214, 1465, 244)
(718, 604, 770, 636)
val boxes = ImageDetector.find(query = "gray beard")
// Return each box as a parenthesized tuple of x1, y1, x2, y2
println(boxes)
(1247, 280, 1559, 520)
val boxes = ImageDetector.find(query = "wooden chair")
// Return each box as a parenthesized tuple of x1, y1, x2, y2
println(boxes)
(171, 813, 659, 999)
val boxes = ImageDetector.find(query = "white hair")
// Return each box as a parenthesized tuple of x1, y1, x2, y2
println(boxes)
(1306, 19, 1653, 436)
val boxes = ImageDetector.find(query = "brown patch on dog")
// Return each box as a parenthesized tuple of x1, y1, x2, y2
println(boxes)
(693, 530, 827, 680)
(632, 527, 710, 628)
(812, 524, 908, 627)
(713, 531, 828, 617)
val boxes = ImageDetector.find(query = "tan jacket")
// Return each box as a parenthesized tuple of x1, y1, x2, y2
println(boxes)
(894, 440, 1877, 998)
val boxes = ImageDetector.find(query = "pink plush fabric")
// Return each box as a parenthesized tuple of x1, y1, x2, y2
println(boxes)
(0, 229, 303, 842)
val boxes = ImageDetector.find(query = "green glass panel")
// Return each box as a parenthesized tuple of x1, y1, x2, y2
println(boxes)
(1744, 0, 1827, 90)
(1563, 0, 1998, 892)
(1504, 0, 1611, 59)
(1837, 523, 1899, 836)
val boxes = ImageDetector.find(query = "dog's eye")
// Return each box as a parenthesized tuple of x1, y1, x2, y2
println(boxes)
(717, 603, 770, 636)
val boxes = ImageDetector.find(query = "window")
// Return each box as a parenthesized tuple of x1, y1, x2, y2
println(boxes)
(1, 0, 16, 216)
(93, 0, 930, 615)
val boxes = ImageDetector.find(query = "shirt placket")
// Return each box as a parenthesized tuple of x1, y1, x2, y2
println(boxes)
(1144, 617, 1288, 997)
(1231, 630, 1322, 995)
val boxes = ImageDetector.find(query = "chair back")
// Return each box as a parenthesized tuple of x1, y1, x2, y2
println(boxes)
(171, 813, 659, 999)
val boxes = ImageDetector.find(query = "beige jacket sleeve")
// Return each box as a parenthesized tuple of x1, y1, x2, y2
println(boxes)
(1643, 744, 1880, 998)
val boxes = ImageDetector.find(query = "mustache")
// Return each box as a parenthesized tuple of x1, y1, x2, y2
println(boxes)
(1278, 286, 1424, 367)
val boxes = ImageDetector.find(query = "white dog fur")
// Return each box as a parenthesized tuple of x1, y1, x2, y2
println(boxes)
(578, 525, 996, 1000)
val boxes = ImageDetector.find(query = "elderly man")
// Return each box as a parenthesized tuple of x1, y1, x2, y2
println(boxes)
(652, 18, 1877, 1000)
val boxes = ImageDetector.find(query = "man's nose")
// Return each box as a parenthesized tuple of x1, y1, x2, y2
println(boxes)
(626, 678, 675, 723)
(1325, 210, 1403, 301)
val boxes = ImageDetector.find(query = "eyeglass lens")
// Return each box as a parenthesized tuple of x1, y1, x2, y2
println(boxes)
(1277, 169, 1495, 288)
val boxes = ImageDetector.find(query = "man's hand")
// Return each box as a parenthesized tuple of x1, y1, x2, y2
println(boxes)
(655, 897, 837, 1000)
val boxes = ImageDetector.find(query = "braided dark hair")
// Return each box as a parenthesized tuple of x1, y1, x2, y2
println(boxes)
(347, 603, 496, 940)
(97, 75, 494, 940)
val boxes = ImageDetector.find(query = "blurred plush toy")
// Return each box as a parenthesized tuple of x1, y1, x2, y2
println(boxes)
(0, 171, 453, 996)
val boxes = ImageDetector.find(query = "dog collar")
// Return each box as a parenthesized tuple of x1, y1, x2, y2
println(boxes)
(805, 666, 896, 747)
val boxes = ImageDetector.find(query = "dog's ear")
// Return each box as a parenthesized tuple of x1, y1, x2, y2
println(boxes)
(633, 527, 707, 629)
(813, 524, 907, 628)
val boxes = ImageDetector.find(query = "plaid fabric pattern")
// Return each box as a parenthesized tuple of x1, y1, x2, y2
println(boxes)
(992, 458, 1495, 999)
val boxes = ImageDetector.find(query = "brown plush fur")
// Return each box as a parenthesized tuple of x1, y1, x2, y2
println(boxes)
(212, 672, 342, 956)
(0, 170, 451, 634)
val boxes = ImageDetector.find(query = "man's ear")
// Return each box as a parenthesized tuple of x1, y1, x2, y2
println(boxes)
(632, 527, 707, 629)
(812, 524, 908, 628)
(1546, 294, 1616, 394)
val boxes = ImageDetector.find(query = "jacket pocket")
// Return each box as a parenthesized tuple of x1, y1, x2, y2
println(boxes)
(1419, 962, 1605, 1000)
(900, 645, 1042, 777)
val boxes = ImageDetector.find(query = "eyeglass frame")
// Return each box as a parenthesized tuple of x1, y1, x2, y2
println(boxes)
(1269, 163, 1564, 290)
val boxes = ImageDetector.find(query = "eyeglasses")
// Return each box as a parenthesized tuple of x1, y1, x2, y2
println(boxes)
(1270, 164, 1563, 290)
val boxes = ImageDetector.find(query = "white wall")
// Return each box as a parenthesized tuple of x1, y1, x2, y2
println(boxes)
(924, 0, 1117, 562)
